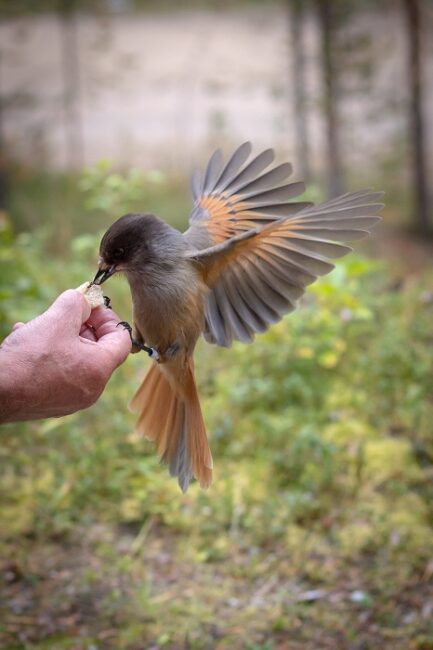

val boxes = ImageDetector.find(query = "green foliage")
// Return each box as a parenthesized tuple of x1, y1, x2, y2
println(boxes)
(79, 161, 165, 217)
(9, 164, 190, 252)
(0, 217, 46, 338)
(1, 169, 432, 648)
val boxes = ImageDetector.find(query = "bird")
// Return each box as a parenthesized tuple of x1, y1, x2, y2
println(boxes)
(93, 142, 383, 493)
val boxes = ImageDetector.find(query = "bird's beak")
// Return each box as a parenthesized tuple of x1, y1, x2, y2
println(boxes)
(92, 264, 116, 285)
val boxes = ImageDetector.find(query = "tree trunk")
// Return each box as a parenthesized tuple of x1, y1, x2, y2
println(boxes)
(59, 0, 84, 169)
(289, 0, 311, 182)
(0, 53, 9, 214)
(317, 0, 344, 198)
(403, 0, 431, 234)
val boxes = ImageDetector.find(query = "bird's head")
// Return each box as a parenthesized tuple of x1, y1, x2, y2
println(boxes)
(93, 212, 171, 285)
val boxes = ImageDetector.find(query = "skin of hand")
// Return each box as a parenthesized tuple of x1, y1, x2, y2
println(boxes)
(0, 289, 131, 423)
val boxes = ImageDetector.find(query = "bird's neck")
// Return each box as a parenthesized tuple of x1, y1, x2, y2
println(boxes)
(126, 261, 193, 303)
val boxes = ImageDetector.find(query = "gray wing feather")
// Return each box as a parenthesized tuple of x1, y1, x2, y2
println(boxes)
(222, 271, 268, 333)
(295, 203, 383, 221)
(217, 280, 253, 343)
(239, 181, 306, 203)
(240, 202, 314, 218)
(240, 260, 294, 315)
(274, 236, 351, 259)
(204, 289, 230, 347)
(294, 215, 381, 229)
(235, 269, 282, 323)
(211, 141, 252, 194)
(202, 149, 223, 194)
(288, 226, 371, 241)
(258, 243, 318, 287)
(267, 243, 336, 276)
(254, 253, 305, 301)
(324, 190, 384, 207)
(216, 148, 274, 193)
(229, 162, 292, 196)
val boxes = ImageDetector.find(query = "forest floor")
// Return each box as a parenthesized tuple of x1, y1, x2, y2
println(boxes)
(1, 523, 433, 650)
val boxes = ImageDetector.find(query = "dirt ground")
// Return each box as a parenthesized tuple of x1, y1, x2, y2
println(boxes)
(1, 523, 432, 650)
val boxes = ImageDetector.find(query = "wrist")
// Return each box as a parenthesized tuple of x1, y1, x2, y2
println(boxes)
(0, 346, 32, 423)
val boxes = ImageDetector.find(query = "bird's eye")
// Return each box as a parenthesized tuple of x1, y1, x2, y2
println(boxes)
(112, 247, 125, 260)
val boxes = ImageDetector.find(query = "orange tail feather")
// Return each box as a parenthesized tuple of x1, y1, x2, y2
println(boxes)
(130, 357, 213, 492)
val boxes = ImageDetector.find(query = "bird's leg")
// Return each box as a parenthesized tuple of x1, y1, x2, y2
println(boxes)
(116, 321, 160, 361)
(151, 342, 181, 364)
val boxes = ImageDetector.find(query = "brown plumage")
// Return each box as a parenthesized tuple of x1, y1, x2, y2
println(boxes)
(130, 357, 212, 491)
(94, 143, 384, 492)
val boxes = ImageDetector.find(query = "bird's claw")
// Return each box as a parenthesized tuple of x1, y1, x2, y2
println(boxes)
(103, 295, 112, 309)
(116, 321, 133, 335)
(116, 321, 160, 360)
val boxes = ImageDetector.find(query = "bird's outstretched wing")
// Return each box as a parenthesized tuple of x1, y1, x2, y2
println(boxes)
(183, 143, 384, 347)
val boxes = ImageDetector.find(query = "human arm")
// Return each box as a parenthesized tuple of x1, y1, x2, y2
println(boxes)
(0, 289, 131, 423)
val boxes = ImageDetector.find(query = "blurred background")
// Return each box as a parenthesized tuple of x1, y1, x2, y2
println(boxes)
(0, 1, 432, 648)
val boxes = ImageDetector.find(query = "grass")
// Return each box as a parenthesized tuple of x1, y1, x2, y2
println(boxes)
(0, 167, 432, 649)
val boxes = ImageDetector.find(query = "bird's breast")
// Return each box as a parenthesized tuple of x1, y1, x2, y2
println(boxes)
(128, 265, 207, 355)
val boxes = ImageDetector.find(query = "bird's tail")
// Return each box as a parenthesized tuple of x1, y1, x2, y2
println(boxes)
(129, 357, 213, 492)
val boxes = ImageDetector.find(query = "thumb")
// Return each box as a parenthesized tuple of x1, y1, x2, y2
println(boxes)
(44, 289, 92, 333)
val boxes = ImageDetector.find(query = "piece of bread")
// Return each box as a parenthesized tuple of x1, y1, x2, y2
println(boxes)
(75, 282, 105, 309)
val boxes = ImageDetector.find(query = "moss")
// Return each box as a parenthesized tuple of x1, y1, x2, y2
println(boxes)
(363, 438, 423, 485)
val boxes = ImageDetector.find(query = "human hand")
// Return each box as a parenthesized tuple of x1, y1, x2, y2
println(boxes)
(0, 290, 131, 423)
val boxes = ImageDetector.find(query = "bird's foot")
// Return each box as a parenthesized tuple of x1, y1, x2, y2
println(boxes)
(148, 347, 161, 362)
(116, 321, 160, 360)
(103, 295, 112, 309)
